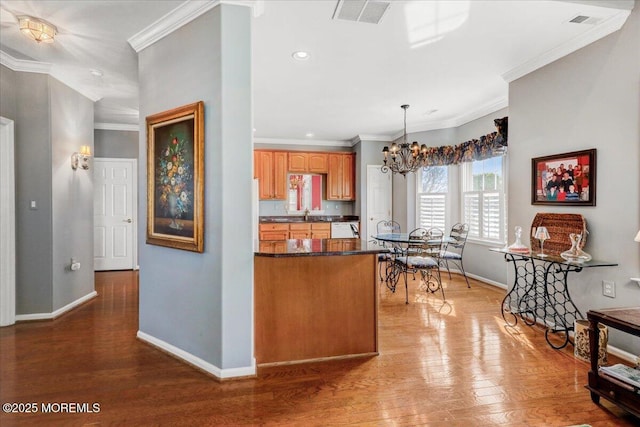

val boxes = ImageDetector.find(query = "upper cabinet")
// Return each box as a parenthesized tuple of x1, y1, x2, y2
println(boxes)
(254, 150, 287, 200)
(255, 150, 354, 201)
(327, 153, 355, 201)
(288, 152, 328, 173)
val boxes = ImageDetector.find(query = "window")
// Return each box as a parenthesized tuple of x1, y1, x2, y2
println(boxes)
(461, 156, 506, 243)
(416, 166, 448, 231)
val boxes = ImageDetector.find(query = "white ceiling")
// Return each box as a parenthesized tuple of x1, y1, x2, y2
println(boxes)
(0, 0, 634, 143)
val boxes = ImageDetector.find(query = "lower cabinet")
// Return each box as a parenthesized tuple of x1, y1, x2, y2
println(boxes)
(259, 222, 333, 240)
(259, 223, 289, 241)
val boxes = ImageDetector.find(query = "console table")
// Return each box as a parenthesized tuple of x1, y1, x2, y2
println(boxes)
(491, 249, 617, 349)
(586, 307, 640, 418)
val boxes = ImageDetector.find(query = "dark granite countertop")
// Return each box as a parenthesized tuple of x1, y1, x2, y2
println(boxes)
(259, 215, 359, 223)
(255, 238, 386, 257)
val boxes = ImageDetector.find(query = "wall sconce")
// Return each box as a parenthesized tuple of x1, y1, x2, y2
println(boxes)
(71, 146, 91, 170)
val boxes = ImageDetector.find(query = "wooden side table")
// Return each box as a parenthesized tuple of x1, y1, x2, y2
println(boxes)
(586, 307, 640, 418)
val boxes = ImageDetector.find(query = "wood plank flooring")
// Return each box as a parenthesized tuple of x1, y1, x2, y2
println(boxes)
(1, 270, 638, 426)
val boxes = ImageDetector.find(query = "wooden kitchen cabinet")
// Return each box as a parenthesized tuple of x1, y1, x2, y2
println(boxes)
(255, 150, 287, 200)
(259, 223, 289, 241)
(327, 153, 355, 200)
(288, 152, 308, 173)
(259, 222, 332, 241)
(289, 223, 311, 239)
(288, 152, 328, 173)
(308, 153, 328, 173)
(311, 222, 331, 239)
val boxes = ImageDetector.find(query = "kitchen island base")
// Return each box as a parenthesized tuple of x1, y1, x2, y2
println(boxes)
(255, 246, 379, 366)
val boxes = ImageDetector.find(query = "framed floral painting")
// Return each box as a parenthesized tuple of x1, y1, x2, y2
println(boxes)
(531, 148, 596, 206)
(146, 101, 204, 252)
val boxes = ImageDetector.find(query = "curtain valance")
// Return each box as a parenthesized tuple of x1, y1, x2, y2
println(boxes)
(422, 117, 508, 167)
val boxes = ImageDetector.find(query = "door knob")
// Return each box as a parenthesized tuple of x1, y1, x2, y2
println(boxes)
(124, 219, 132, 223)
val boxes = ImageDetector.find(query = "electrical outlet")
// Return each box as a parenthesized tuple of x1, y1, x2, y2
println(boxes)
(602, 280, 615, 298)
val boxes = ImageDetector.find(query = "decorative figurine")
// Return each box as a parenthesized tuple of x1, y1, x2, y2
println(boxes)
(560, 233, 592, 262)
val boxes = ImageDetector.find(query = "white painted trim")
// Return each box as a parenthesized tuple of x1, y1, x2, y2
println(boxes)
(253, 137, 352, 148)
(607, 344, 639, 365)
(128, 0, 263, 53)
(0, 50, 101, 102)
(15, 291, 98, 321)
(443, 268, 508, 290)
(137, 331, 257, 379)
(0, 117, 16, 327)
(95, 123, 139, 132)
(502, 10, 631, 82)
(353, 135, 394, 144)
(0, 50, 52, 74)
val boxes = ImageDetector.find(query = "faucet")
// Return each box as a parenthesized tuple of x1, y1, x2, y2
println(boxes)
(304, 208, 310, 221)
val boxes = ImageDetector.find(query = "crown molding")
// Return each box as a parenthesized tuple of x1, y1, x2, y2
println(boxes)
(254, 137, 352, 148)
(0, 50, 52, 74)
(94, 123, 140, 132)
(385, 97, 509, 140)
(1, 50, 101, 102)
(128, 0, 264, 53)
(352, 134, 394, 144)
(502, 9, 631, 82)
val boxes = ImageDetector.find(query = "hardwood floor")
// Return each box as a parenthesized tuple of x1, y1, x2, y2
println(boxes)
(1, 270, 637, 426)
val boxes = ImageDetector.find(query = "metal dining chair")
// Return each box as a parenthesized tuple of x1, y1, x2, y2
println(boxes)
(375, 220, 401, 284)
(393, 227, 445, 303)
(440, 223, 470, 288)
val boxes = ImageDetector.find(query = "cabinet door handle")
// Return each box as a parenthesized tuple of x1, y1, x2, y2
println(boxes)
(124, 218, 132, 223)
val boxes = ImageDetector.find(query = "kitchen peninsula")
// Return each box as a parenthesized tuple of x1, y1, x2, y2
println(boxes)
(254, 238, 384, 365)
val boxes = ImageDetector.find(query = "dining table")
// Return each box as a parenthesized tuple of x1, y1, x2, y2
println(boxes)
(372, 232, 451, 302)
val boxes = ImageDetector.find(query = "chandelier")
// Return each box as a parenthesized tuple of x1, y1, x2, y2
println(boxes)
(18, 16, 56, 44)
(381, 105, 428, 176)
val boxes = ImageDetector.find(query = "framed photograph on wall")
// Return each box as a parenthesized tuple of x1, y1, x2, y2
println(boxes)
(146, 101, 204, 252)
(531, 149, 596, 206)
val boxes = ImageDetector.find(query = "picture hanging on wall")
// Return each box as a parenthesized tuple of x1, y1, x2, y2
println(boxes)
(146, 101, 204, 252)
(531, 148, 596, 206)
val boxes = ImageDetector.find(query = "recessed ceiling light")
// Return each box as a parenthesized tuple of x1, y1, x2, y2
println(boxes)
(305, 132, 314, 137)
(90, 69, 104, 77)
(292, 51, 310, 61)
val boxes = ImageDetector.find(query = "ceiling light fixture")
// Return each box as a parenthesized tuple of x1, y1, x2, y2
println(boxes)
(292, 51, 310, 61)
(381, 105, 428, 177)
(90, 69, 104, 77)
(18, 15, 56, 44)
(305, 132, 314, 137)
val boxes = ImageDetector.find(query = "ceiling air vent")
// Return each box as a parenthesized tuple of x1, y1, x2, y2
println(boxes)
(332, 0, 391, 24)
(568, 15, 602, 25)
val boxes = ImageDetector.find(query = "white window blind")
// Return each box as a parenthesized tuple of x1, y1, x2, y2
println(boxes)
(461, 156, 506, 243)
(417, 166, 448, 231)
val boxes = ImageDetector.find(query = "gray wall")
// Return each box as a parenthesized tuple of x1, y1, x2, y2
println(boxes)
(1, 68, 53, 313)
(138, 4, 253, 370)
(0, 65, 95, 314)
(508, 4, 639, 353)
(95, 129, 138, 158)
(50, 78, 95, 311)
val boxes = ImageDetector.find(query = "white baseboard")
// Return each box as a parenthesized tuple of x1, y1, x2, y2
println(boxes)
(137, 330, 256, 379)
(443, 267, 507, 290)
(15, 291, 98, 321)
(607, 344, 639, 365)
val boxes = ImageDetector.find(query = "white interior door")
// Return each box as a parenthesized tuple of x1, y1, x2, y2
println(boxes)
(366, 165, 392, 238)
(94, 158, 136, 271)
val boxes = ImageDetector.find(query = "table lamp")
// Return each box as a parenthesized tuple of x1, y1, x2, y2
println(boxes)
(534, 226, 550, 257)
